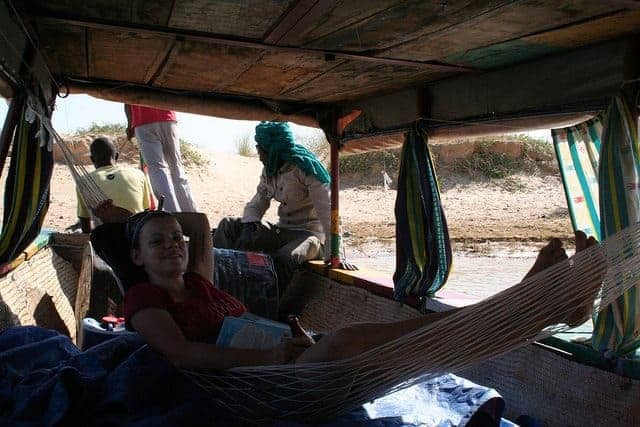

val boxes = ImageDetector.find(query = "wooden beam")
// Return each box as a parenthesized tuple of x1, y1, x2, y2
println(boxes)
(263, 0, 318, 44)
(84, 28, 91, 78)
(336, 38, 630, 150)
(264, 0, 337, 46)
(32, 14, 474, 73)
(66, 79, 320, 128)
(144, 38, 179, 85)
(424, 38, 629, 128)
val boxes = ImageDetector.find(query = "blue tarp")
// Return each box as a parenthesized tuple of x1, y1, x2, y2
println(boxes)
(0, 326, 509, 426)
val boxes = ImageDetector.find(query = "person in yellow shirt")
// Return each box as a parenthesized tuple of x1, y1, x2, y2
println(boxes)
(77, 137, 153, 233)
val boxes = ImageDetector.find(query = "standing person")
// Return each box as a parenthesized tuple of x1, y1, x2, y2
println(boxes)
(124, 104, 197, 213)
(213, 121, 334, 288)
(76, 136, 152, 233)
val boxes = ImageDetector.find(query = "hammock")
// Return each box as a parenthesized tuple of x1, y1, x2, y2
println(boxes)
(183, 222, 639, 424)
(0, 95, 54, 264)
(553, 96, 640, 356)
(552, 116, 602, 240)
(592, 96, 640, 355)
(394, 124, 452, 301)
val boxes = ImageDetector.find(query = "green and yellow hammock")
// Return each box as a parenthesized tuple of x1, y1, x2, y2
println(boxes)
(394, 124, 452, 302)
(0, 96, 54, 265)
(553, 95, 640, 356)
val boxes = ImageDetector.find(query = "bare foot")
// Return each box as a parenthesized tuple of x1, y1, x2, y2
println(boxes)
(524, 237, 568, 280)
(524, 231, 602, 327)
(564, 230, 600, 327)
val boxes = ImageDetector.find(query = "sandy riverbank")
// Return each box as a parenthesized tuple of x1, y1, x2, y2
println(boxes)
(36, 150, 572, 244)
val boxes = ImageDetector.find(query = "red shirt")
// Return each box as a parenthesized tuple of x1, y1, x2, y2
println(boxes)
(124, 272, 246, 342)
(130, 105, 177, 129)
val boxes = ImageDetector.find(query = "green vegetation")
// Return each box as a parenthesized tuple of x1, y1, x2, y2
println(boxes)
(449, 137, 553, 180)
(72, 122, 208, 167)
(236, 134, 254, 157)
(179, 138, 210, 167)
(74, 122, 127, 135)
(333, 134, 555, 192)
(339, 149, 400, 175)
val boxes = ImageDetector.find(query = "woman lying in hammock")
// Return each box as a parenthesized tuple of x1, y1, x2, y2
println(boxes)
(94, 202, 600, 369)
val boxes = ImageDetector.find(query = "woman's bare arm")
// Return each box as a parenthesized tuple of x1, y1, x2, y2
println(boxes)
(131, 308, 285, 369)
(171, 212, 213, 281)
(93, 201, 214, 281)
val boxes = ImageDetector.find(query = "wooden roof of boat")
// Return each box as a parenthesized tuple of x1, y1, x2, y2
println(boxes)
(2, 1, 640, 151)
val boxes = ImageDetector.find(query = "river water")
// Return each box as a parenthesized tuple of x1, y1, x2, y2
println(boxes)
(344, 240, 541, 302)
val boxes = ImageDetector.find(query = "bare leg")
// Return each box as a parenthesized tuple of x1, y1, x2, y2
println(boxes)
(296, 231, 601, 364)
(296, 308, 462, 363)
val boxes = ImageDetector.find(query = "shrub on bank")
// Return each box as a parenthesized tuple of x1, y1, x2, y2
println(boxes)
(75, 122, 127, 135)
(66, 123, 209, 167)
(236, 135, 254, 157)
(332, 135, 556, 190)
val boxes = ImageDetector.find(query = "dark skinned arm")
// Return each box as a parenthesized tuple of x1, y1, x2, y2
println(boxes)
(79, 217, 92, 234)
(124, 104, 134, 140)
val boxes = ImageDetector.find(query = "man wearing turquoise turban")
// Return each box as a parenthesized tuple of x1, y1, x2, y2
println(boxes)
(213, 122, 331, 288)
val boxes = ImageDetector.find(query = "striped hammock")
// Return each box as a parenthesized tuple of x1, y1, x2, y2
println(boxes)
(592, 96, 640, 356)
(552, 117, 602, 240)
(0, 96, 54, 265)
(553, 95, 640, 356)
(394, 124, 452, 301)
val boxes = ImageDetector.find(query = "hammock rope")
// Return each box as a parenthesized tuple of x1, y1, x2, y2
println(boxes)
(25, 101, 109, 211)
(182, 221, 639, 423)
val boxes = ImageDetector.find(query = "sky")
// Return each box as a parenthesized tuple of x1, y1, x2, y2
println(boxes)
(0, 94, 552, 152)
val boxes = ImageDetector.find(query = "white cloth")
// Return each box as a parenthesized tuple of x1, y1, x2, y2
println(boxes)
(242, 163, 331, 243)
(134, 121, 197, 212)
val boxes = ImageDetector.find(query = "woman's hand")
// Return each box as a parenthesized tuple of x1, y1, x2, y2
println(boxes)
(272, 336, 314, 364)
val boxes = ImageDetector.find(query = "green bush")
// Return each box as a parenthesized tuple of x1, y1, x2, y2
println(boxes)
(451, 142, 525, 179)
(74, 122, 127, 135)
(522, 137, 554, 161)
(339, 149, 401, 174)
(179, 138, 209, 167)
(236, 134, 254, 157)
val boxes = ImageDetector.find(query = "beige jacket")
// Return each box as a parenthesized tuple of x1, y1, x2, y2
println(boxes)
(242, 163, 331, 243)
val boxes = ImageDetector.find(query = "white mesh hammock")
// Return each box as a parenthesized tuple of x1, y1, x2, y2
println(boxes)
(34, 105, 638, 423)
(183, 222, 639, 424)
(29, 102, 109, 210)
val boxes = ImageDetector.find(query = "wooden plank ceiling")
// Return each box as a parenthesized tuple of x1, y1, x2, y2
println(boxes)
(17, 0, 640, 106)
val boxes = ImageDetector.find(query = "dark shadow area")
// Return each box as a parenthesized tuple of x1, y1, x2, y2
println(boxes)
(34, 294, 70, 337)
(90, 255, 124, 317)
(0, 296, 20, 330)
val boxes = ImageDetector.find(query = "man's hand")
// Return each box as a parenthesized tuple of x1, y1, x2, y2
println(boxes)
(92, 200, 133, 224)
(325, 259, 359, 271)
